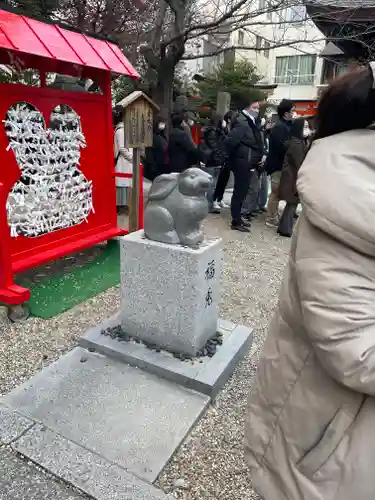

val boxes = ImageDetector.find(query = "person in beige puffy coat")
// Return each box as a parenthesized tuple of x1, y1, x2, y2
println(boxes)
(245, 66, 375, 500)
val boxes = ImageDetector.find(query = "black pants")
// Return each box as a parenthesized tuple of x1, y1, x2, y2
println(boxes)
(213, 164, 231, 202)
(278, 202, 298, 236)
(231, 165, 251, 224)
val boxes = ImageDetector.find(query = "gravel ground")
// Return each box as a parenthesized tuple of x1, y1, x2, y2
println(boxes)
(157, 211, 290, 499)
(0, 208, 290, 499)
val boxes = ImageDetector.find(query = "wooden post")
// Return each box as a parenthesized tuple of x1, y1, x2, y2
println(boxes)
(129, 148, 141, 232)
(117, 91, 159, 233)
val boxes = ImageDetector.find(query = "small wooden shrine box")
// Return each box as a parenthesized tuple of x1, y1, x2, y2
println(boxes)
(117, 91, 159, 148)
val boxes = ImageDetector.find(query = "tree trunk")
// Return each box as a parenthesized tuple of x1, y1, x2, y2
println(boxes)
(153, 60, 175, 120)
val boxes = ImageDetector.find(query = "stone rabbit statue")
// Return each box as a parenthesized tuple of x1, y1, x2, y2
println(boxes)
(144, 167, 212, 247)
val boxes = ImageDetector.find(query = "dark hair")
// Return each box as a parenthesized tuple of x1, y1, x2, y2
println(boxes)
(224, 110, 234, 123)
(290, 117, 305, 139)
(277, 99, 294, 119)
(209, 111, 222, 128)
(171, 112, 184, 128)
(314, 67, 375, 140)
(113, 105, 123, 126)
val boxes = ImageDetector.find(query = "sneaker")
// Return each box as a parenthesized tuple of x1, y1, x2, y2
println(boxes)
(266, 218, 279, 228)
(219, 200, 229, 209)
(231, 222, 250, 233)
(212, 201, 221, 214)
(242, 212, 253, 221)
(211, 201, 221, 214)
(241, 217, 251, 227)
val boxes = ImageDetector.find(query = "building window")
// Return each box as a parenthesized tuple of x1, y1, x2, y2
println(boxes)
(256, 36, 262, 50)
(275, 55, 317, 85)
(322, 59, 348, 84)
(238, 30, 245, 45)
(263, 41, 270, 59)
(281, 6, 306, 22)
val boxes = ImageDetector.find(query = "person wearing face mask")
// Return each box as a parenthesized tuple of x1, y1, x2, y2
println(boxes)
(224, 100, 264, 232)
(242, 115, 268, 220)
(199, 112, 226, 213)
(277, 118, 309, 237)
(168, 112, 203, 173)
(210, 110, 234, 211)
(113, 105, 133, 211)
(143, 116, 169, 182)
(265, 99, 295, 227)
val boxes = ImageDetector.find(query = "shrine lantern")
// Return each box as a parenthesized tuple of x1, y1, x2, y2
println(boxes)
(0, 8, 140, 318)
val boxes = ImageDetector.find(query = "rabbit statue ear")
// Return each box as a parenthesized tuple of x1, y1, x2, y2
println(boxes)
(148, 173, 179, 201)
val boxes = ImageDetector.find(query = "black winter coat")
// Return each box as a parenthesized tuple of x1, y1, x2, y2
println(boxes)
(143, 131, 168, 181)
(279, 137, 307, 203)
(265, 118, 292, 175)
(201, 126, 226, 167)
(168, 127, 202, 173)
(224, 112, 264, 171)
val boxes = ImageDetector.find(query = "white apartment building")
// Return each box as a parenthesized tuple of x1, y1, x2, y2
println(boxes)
(182, 2, 326, 105)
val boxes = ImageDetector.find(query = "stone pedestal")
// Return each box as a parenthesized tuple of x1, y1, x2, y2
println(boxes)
(120, 231, 222, 356)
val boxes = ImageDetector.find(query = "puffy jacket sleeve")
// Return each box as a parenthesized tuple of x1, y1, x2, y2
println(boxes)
(204, 128, 217, 151)
(296, 225, 375, 396)
(224, 125, 245, 153)
(178, 130, 204, 164)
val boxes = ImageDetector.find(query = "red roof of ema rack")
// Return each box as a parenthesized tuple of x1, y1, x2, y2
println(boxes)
(0, 9, 139, 77)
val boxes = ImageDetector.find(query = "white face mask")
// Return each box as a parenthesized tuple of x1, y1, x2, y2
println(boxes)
(303, 126, 311, 138)
(249, 108, 260, 119)
(222, 119, 227, 129)
(260, 117, 266, 128)
(188, 119, 194, 127)
(158, 123, 166, 131)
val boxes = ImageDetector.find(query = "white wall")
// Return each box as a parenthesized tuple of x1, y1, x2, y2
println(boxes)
(268, 45, 324, 101)
(231, 6, 326, 102)
(265, 11, 325, 101)
(181, 2, 326, 103)
(231, 29, 270, 78)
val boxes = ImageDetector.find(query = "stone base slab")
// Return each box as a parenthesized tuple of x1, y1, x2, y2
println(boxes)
(80, 314, 253, 399)
(1, 348, 209, 486)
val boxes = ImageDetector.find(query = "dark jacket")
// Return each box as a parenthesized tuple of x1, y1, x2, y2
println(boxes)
(143, 128, 168, 181)
(278, 137, 307, 203)
(224, 112, 264, 171)
(168, 126, 202, 173)
(200, 125, 226, 167)
(265, 118, 292, 175)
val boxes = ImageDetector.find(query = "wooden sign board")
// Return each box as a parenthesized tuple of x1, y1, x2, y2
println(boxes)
(117, 91, 159, 148)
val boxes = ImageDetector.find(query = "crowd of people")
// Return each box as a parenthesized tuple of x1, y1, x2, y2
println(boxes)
(113, 98, 313, 237)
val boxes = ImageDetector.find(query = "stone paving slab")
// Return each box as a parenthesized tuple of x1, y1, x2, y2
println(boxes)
(0, 447, 86, 500)
(12, 425, 172, 500)
(80, 315, 253, 399)
(2, 347, 210, 483)
(0, 403, 34, 445)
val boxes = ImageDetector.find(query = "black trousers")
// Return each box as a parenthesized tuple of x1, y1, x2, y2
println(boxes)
(231, 165, 251, 224)
(213, 164, 231, 202)
(278, 202, 298, 236)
